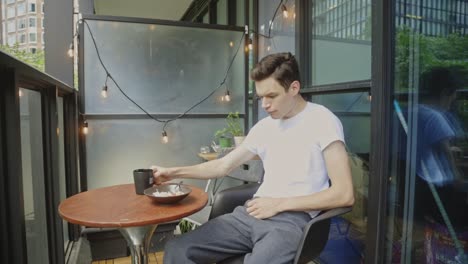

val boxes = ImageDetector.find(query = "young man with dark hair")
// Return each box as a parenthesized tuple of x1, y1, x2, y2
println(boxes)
(152, 52, 354, 264)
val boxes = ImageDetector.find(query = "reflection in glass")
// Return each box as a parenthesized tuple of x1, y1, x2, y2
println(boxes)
(312, 92, 370, 263)
(387, 2, 468, 262)
(310, 0, 371, 86)
(257, 0, 296, 57)
(20, 89, 50, 263)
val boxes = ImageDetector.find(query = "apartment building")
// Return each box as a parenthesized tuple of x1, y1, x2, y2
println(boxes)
(1, 0, 44, 53)
(312, 0, 468, 40)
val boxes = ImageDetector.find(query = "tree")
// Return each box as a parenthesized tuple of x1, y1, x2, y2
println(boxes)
(0, 43, 45, 71)
(395, 27, 468, 92)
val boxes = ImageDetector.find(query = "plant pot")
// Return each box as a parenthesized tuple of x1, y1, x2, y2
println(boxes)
(218, 137, 232, 148)
(233, 136, 245, 147)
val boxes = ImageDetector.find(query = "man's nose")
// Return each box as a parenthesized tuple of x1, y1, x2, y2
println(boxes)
(261, 98, 270, 109)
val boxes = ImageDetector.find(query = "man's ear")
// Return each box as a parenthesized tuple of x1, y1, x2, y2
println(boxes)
(289, 80, 301, 95)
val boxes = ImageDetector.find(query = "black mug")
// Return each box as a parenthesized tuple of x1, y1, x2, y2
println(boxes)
(133, 169, 154, 195)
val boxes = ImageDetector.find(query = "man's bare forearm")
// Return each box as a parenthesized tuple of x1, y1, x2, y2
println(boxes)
(166, 159, 230, 180)
(277, 186, 355, 213)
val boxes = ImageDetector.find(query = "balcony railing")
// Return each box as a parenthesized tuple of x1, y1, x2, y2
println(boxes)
(0, 50, 79, 264)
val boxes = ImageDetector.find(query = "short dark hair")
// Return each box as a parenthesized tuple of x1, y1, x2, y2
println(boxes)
(420, 65, 466, 98)
(250, 52, 300, 91)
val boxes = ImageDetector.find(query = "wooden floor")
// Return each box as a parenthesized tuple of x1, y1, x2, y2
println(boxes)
(91, 252, 164, 264)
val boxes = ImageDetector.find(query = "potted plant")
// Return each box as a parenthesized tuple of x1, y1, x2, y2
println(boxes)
(214, 112, 244, 148)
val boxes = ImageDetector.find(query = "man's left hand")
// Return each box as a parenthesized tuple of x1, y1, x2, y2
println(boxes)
(245, 197, 282, 219)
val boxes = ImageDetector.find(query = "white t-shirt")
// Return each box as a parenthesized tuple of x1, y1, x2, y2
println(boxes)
(242, 102, 345, 217)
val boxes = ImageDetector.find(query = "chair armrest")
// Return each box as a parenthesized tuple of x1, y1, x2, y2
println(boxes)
(209, 182, 260, 220)
(293, 206, 352, 264)
(308, 206, 353, 225)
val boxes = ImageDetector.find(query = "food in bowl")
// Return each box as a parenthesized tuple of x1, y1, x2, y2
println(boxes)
(152, 190, 184, 197)
(144, 183, 192, 204)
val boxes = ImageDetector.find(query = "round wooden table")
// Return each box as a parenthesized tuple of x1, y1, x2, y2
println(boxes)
(59, 184, 208, 264)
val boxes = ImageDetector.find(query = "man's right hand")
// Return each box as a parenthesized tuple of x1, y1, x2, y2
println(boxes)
(150, 165, 172, 184)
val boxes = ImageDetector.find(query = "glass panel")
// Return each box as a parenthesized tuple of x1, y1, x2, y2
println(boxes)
(257, 0, 296, 57)
(312, 92, 369, 263)
(85, 118, 243, 189)
(83, 20, 245, 114)
(386, 1, 468, 262)
(57, 97, 69, 248)
(217, 0, 227, 25)
(310, 0, 371, 86)
(236, 0, 245, 27)
(19, 88, 50, 263)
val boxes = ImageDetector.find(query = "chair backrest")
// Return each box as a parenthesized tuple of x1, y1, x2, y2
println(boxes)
(227, 159, 264, 183)
(293, 207, 353, 264)
(209, 182, 260, 220)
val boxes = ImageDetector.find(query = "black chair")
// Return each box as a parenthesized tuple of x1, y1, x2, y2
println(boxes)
(209, 183, 353, 264)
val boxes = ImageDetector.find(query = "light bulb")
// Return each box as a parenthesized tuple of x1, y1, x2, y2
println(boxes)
(220, 95, 225, 101)
(19, 89, 23, 97)
(229, 41, 234, 47)
(82, 121, 88, 135)
(367, 93, 372, 101)
(67, 43, 74, 58)
(101, 85, 108, 98)
(161, 131, 169, 144)
(224, 91, 231, 102)
(282, 5, 288, 18)
(293, 12, 296, 19)
(248, 39, 253, 50)
(267, 45, 271, 51)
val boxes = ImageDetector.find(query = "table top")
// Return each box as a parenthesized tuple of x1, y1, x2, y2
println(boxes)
(59, 184, 208, 228)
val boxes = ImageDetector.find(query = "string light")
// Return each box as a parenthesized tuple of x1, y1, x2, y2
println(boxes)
(82, 121, 89, 135)
(281, 4, 288, 18)
(229, 41, 234, 47)
(101, 74, 109, 98)
(248, 38, 253, 50)
(224, 90, 231, 102)
(161, 130, 169, 144)
(67, 43, 74, 58)
(367, 91, 372, 101)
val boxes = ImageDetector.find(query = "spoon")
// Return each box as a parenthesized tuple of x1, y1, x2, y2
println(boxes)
(176, 181, 183, 191)
(169, 181, 183, 195)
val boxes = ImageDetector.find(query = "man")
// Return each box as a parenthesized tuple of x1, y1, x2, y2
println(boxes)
(152, 52, 354, 264)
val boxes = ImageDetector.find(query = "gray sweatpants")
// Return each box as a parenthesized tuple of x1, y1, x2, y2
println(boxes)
(163, 205, 311, 264)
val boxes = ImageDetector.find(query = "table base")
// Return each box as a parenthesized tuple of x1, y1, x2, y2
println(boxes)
(119, 225, 158, 264)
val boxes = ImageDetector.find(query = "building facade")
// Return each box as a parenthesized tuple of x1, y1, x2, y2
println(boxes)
(1, 0, 44, 53)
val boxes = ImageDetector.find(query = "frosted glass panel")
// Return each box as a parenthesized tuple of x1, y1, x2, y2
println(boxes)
(85, 118, 244, 189)
(83, 20, 245, 114)
(19, 89, 50, 264)
(311, 38, 371, 85)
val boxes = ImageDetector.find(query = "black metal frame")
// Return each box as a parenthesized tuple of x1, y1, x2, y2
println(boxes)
(0, 51, 78, 264)
(41, 86, 65, 264)
(366, 0, 395, 263)
(251, 0, 259, 126)
(295, 0, 310, 85)
(0, 67, 27, 264)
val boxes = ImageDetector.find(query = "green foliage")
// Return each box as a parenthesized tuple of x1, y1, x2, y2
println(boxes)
(0, 44, 45, 71)
(214, 112, 244, 139)
(178, 219, 196, 234)
(395, 26, 468, 91)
